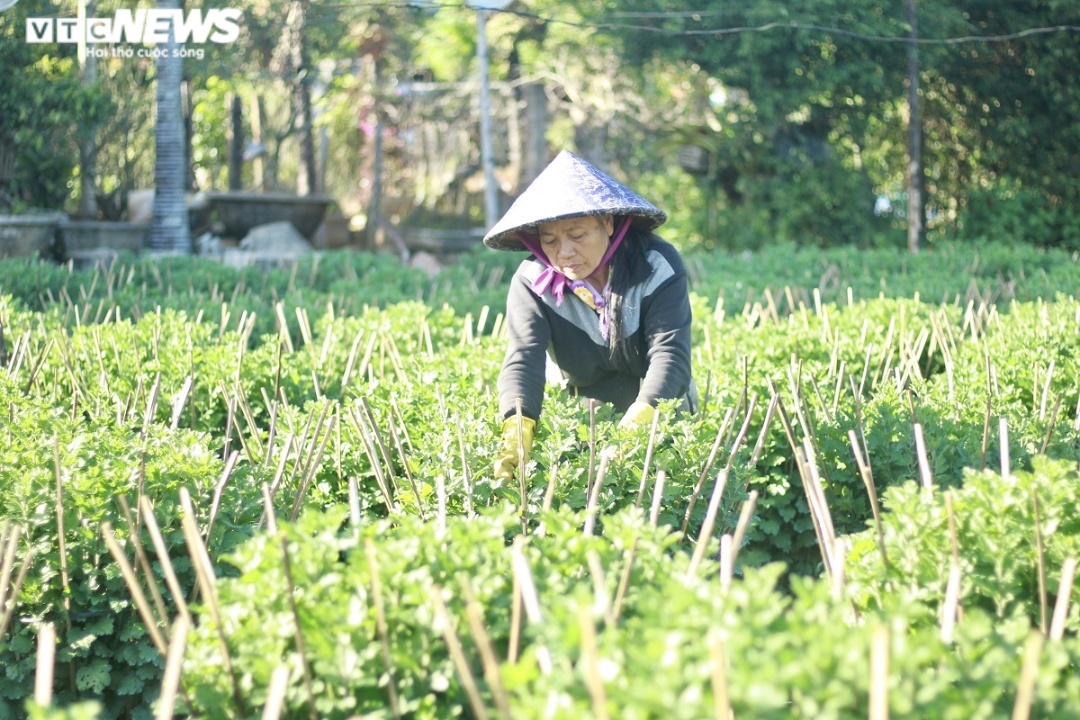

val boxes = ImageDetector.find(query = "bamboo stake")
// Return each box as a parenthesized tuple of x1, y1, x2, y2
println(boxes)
(0, 545, 34, 641)
(116, 495, 169, 631)
(34, 622, 56, 708)
(869, 625, 889, 720)
(611, 538, 638, 625)
(279, 533, 318, 720)
(1031, 489, 1048, 635)
(649, 471, 667, 527)
(687, 470, 729, 579)
(156, 614, 190, 720)
(584, 448, 615, 537)
(364, 540, 402, 718)
(457, 418, 474, 517)
(1039, 393, 1063, 455)
(508, 549, 523, 664)
(680, 407, 737, 537)
(138, 496, 191, 625)
(459, 577, 514, 720)
(510, 538, 553, 674)
(204, 450, 241, 547)
(288, 412, 338, 522)
(635, 408, 662, 508)
(729, 491, 759, 573)
(1010, 633, 1044, 720)
(169, 375, 194, 431)
(387, 414, 426, 522)
(749, 394, 779, 467)
(0, 521, 18, 617)
(719, 534, 734, 590)
(179, 488, 246, 715)
(578, 605, 610, 720)
(679, 407, 736, 536)
(913, 422, 933, 493)
(708, 633, 733, 720)
(431, 586, 490, 720)
(52, 437, 73, 641)
(261, 666, 291, 720)
(100, 522, 168, 654)
(1000, 418, 1011, 480)
(1049, 558, 1077, 642)
(849, 430, 888, 568)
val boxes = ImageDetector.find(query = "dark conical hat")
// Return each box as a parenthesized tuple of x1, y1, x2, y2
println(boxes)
(483, 150, 667, 251)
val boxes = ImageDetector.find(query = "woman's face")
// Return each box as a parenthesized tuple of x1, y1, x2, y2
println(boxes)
(537, 215, 615, 283)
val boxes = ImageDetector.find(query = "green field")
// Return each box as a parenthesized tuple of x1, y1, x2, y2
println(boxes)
(2, 242, 1080, 719)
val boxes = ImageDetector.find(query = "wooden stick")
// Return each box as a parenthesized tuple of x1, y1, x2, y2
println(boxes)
(687, 470, 729, 579)
(1031, 489, 1048, 635)
(584, 449, 615, 537)
(729, 491, 759, 572)
(913, 422, 933, 493)
(179, 488, 246, 715)
(679, 407, 736, 537)
(1049, 558, 1077, 642)
(1010, 633, 1044, 720)
(156, 614, 190, 720)
(749, 394, 779, 467)
(869, 625, 889, 720)
(0, 545, 35, 641)
(849, 430, 888, 568)
(204, 450, 241, 547)
(137, 496, 191, 624)
(431, 586, 490, 720)
(261, 666, 291, 720)
(1000, 418, 1011, 480)
(34, 622, 56, 708)
(635, 408, 661, 508)
(511, 538, 553, 674)
(578, 605, 610, 720)
(363, 541, 402, 718)
(611, 538, 638, 625)
(649, 471, 666, 527)
(52, 437, 74, 640)
(101, 522, 168, 655)
(279, 533, 318, 720)
(116, 495, 170, 631)
(708, 632, 733, 720)
(459, 577, 514, 720)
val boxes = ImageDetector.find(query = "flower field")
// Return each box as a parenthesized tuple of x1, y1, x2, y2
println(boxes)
(2, 242, 1080, 719)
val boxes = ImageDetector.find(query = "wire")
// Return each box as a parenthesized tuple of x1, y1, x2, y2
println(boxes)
(306, 1, 1080, 46)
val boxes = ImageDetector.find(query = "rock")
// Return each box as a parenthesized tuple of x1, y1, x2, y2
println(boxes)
(239, 221, 313, 253)
(408, 250, 442, 279)
(194, 231, 222, 257)
(127, 189, 155, 224)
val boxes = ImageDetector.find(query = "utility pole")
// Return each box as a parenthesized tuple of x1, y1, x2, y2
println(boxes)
(467, 0, 512, 229)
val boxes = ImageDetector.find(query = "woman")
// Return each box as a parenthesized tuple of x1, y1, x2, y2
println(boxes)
(485, 150, 696, 478)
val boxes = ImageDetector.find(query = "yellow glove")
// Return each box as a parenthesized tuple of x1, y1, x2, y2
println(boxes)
(618, 401, 655, 429)
(493, 416, 536, 479)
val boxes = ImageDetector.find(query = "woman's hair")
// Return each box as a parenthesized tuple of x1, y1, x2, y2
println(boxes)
(604, 218, 651, 367)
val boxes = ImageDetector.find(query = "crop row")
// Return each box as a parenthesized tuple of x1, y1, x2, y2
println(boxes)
(0, 244, 1078, 717)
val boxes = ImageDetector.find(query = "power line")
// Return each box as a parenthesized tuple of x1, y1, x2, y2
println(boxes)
(308, 1, 1080, 46)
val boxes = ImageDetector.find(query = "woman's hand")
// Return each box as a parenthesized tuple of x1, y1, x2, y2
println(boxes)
(618, 401, 655, 429)
(493, 416, 536, 479)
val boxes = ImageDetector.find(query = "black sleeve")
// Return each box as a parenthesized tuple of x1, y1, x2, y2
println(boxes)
(497, 267, 550, 420)
(637, 250, 693, 406)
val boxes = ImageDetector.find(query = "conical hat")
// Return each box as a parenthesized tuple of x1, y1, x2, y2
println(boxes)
(483, 150, 667, 251)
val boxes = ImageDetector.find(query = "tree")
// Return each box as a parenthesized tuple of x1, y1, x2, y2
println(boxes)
(148, 0, 191, 253)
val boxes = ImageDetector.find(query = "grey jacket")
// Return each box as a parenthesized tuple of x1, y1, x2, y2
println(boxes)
(497, 236, 693, 420)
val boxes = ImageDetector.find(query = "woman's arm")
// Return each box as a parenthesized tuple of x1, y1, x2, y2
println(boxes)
(497, 268, 552, 420)
(637, 252, 693, 406)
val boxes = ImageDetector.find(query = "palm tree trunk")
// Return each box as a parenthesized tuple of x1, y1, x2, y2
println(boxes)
(149, 0, 191, 254)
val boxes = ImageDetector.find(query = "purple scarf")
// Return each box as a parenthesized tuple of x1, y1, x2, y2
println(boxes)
(516, 216, 632, 340)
